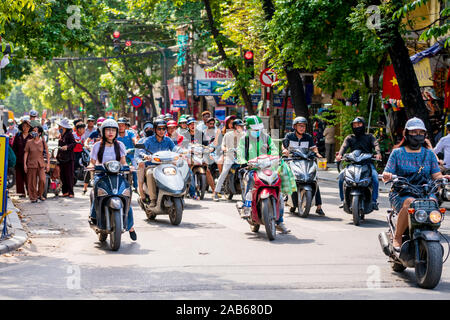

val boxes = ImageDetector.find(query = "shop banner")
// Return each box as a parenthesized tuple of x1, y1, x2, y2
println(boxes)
(444, 69, 450, 109)
(413, 58, 433, 87)
(0, 135, 8, 216)
(196, 80, 229, 96)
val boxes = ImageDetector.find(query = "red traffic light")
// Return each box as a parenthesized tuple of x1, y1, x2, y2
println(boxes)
(113, 31, 120, 39)
(244, 51, 254, 60)
(125, 40, 132, 47)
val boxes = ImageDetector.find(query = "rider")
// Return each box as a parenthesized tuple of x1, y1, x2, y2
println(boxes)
(282, 116, 326, 216)
(237, 115, 290, 234)
(382, 117, 450, 250)
(212, 119, 245, 201)
(167, 120, 184, 146)
(73, 122, 86, 177)
(135, 120, 178, 207)
(85, 115, 97, 138)
(336, 117, 382, 210)
(88, 119, 137, 241)
(117, 117, 138, 190)
(434, 121, 450, 172)
(85, 117, 105, 147)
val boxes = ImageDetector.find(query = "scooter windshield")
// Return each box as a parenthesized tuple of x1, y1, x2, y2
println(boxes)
(346, 150, 372, 163)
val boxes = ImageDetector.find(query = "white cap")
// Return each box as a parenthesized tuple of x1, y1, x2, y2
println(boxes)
(405, 117, 426, 131)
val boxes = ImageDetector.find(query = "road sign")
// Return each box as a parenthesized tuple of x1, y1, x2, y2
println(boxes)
(259, 68, 278, 87)
(130, 96, 143, 109)
(173, 100, 187, 108)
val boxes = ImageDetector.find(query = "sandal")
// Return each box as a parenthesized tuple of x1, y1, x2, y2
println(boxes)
(68, 195, 74, 198)
(62, 193, 69, 197)
(39, 197, 46, 201)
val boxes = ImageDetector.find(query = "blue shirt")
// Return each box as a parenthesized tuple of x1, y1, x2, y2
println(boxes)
(89, 129, 101, 140)
(134, 135, 176, 163)
(385, 147, 440, 182)
(117, 130, 135, 149)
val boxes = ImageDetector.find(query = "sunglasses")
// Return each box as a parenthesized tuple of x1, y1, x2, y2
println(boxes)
(156, 127, 166, 131)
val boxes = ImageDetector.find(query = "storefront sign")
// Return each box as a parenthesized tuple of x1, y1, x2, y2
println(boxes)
(195, 65, 233, 80)
(413, 58, 433, 87)
(0, 135, 8, 216)
(173, 100, 187, 108)
(196, 80, 230, 96)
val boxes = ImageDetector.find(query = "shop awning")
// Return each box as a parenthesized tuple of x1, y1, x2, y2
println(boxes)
(410, 42, 443, 64)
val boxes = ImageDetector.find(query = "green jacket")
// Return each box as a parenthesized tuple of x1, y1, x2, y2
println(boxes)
(237, 132, 278, 164)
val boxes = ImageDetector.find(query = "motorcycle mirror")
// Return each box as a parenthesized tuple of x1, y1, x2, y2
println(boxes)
(135, 143, 145, 149)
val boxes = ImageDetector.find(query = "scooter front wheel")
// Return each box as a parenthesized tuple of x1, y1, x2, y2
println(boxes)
(110, 209, 122, 251)
(169, 198, 183, 226)
(352, 195, 361, 226)
(415, 240, 443, 289)
(298, 190, 312, 218)
(261, 198, 276, 241)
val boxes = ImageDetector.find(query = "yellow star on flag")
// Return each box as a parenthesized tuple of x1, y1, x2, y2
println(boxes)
(390, 77, 398, 86)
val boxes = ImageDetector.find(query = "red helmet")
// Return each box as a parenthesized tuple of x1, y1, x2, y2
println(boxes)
(167, 120, 178, 127)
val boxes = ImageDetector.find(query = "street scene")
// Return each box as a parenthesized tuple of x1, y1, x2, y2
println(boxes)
(1, 0, 450, 302)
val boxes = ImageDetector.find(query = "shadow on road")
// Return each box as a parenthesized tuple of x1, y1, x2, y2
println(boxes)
(244, 232, 315, 245)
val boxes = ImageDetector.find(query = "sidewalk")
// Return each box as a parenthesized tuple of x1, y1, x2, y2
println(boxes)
(0, 196, 28, 255)
(317, 164, 390, 193)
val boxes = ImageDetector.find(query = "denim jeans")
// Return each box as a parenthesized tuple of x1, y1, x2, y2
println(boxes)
(90, 174, 134, 231)
(188, 168, 196, 197)
(339, 163, 378, 203)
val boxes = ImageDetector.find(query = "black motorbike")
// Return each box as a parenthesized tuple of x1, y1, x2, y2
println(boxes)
(222, 148, 242, 200)
(284, 148, 318, 218)
(74, 145, 90, 186)
(378, 175, 449, 289)
(88, 161, 132, 251)
(339, 150, 377, 226)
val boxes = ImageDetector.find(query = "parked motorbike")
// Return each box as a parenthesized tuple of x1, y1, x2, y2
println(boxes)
(88, 160, 132, 251)
(222, 148, 242, 200)
(284, 148, 318, 218)
(338, 150, 377, 226)
(378, 175, 449, 289)
(189, 143, 213, 200)
(135, 144, 190, 225)
(437, 168, 450, 205)
(236, 155, 281, 241)
(74, 144, 90, 186)
(7, 167, 15, 189)
(43, 147, 61, 198)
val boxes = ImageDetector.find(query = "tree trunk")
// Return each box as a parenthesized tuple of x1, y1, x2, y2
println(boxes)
(203, 0, 255, 115)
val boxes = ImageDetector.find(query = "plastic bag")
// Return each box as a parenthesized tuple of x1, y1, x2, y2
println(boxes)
(278, 159, 297, 195)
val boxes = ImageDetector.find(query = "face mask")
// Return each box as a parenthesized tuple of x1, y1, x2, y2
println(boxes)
(145, 130, 154, 137)
(352, 126, 365, 136)
(30, 132, 38, 138)
(407, 134, 425, 150)
(59, 129, 64, 134)
(250, 130, 261, 138)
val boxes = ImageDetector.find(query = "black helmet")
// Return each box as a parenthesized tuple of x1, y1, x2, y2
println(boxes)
(87, 115, 96, 121)
(352, 117, 365, 125)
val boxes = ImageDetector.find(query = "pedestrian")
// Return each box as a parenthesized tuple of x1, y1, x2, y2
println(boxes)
(323, 123, 336, 164)
(24, 126, 50, 202)
(57, 118, 76, 198)
(12, 118, 33, 198)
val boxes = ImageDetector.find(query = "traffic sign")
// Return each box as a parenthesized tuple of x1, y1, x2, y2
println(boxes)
(259, 68, 278, 87)
(173, 100, 187, 108)
(130, 96, 143, 109)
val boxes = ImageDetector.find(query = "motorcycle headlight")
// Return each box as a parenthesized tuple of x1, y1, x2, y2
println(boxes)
(163, 167, 177, 176)
(429, 211, 442, 224)
(105, 161, 121, 173)
(414, 210, 428, 223)
(97, 188, 108, 197)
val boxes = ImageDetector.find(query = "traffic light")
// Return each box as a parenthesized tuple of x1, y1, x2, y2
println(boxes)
(243, 50, 254, 78)
(112, 31, 121, 53)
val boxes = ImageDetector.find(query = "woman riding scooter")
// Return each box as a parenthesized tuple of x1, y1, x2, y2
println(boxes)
(88, 119, 137, 241)
(382, 117, 450, 250)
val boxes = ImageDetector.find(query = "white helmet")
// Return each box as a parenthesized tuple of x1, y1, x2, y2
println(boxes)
(29, 110, 38, 117)
(101, 119, 119, 139)
(405, 117, 426, 131)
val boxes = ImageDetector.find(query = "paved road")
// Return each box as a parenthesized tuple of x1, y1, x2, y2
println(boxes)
(1, 178, 450, 299)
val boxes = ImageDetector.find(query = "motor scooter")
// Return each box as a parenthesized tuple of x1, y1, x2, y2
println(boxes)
(189, 143, 213, 200)
(236, 155, 281, 241)
(222, 148, 242, 200)
(135, 144, 190, 225)
(89, 160, 132, 251)
(378, 175, 449, 289)
(284, 147, 318, 218)
(43, 147, 61, 198)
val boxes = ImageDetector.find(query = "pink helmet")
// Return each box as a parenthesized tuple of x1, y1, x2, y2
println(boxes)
(97, 117, 106, 125)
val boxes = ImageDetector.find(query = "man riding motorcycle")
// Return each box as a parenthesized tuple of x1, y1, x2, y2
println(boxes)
(336, 117, 382, 210)
(237, 116, 290, 234)
(282, 116, 325, 216)
(117, 117, 138, 190)
(135, 120, 178, 207)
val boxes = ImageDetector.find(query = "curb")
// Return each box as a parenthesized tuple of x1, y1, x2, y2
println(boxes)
(0, 197, 28, 255)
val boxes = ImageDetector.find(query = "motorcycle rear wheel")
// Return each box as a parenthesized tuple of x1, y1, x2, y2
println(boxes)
(415, 240, 443, 289)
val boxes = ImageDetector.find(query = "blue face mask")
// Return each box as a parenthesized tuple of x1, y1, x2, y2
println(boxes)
(59, 129, 64, 134)
(30, 132, 38, 138)
(250, 130, 261, 138)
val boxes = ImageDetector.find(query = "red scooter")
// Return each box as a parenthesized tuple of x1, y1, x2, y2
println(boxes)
(237, 155, 281, 241)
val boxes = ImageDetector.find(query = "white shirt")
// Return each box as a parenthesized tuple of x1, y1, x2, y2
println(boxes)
(434, 134, 450, 168)
(90, 141, 126, 164)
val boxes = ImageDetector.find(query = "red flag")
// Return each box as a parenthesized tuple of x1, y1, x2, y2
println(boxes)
(444, 69, 450, 109)
(382, 65, 401, 100)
